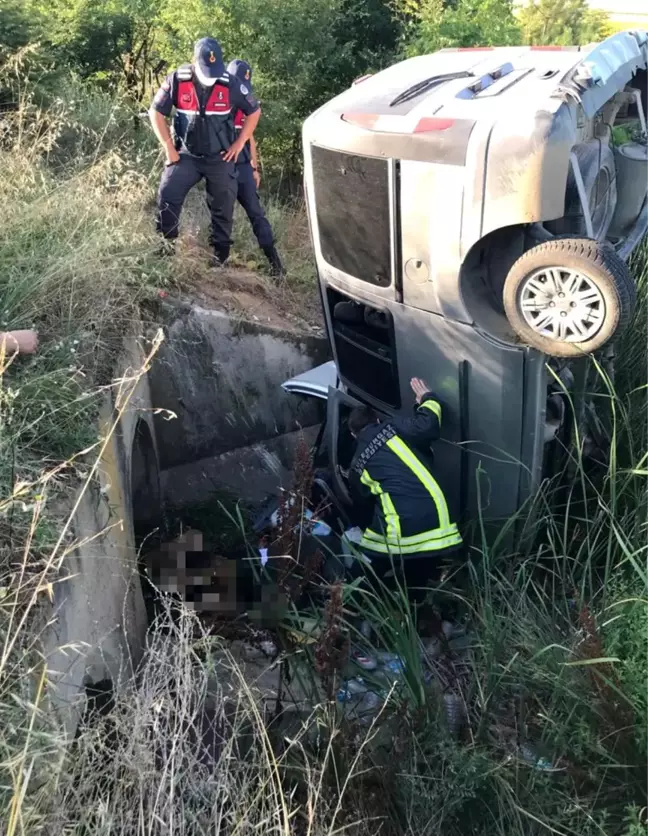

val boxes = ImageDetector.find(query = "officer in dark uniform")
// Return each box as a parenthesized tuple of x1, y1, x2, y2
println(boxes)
(347, 377, 463, 605)
(227, 59, 284, 277)
(149, 37, 261, 266)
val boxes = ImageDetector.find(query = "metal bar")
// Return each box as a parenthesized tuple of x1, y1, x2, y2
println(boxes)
(388, 159, 404, 303)
(617, 197, 648, 260)
(632, 88, 647, 135)
(569, 151, 594, 238)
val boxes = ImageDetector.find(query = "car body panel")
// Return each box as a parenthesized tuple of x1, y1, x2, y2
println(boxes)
(281, 361, 339, 399)
(298, 31, 646, 534)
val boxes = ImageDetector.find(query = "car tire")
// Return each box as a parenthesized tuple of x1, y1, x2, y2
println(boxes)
(503, 237, 636, 357)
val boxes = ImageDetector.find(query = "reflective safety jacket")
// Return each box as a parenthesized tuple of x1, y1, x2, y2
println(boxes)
(151, 64, 260, 158)
(349, 393, 462, 557)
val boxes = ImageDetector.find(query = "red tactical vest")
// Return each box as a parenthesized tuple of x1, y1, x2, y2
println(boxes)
(176, 80, 231, 116)
(172, 72, 234, 156)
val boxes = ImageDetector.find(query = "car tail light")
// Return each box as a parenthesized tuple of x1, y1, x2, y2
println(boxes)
(341, 112, 378, 129)
(341, 113, 457, 134)
(352, 74, 373, 86)
(531, 45, 566, 51)
(414, 117, 455, 133)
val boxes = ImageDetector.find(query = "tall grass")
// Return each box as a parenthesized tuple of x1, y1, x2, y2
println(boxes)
(0, 62, 646, 836)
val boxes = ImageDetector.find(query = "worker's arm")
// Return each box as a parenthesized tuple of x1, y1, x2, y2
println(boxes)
(223, 81, 261, 163)
(249, 134, 260, 188)
(391, 377, 443, 449)
(149, 109, 179, 165)
(347, 467, 375, 530)
(0, 330, 38, 355)
(149, 73, 179, 165)
(223, 108, 260, 162)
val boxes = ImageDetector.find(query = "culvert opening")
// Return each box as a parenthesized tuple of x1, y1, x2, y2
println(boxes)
(130, 310, 335, 642)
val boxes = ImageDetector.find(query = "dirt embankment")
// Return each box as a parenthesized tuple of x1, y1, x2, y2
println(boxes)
(185, 266, 323, 333)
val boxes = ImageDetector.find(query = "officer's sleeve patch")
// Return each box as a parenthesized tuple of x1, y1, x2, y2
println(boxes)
(240, 84, 249, 96)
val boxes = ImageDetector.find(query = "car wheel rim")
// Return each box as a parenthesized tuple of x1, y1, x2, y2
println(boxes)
(519, 267, 606, 343)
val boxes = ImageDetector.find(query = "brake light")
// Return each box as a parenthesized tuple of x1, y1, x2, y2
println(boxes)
(341, 112, 378, 129)
(414, 117, 455, 133)
(352, 74, 373, 86)
(458, 47, 494, 51)
(341, 113, 457, 134)
(531, 45, 566, 51)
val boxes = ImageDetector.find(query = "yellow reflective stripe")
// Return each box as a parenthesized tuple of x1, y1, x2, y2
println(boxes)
(360, 470, 401, 544)
(363, 524, 461, 546)
(420, 399, 442, 424)
(380, 491, 401, 543)
(386, 436, 451, 529)
(360, 529, 462, 554)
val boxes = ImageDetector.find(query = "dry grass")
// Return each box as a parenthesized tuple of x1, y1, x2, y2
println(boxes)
(0, 60, 646, 836)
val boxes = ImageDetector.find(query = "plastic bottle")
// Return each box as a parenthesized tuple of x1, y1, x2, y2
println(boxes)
(336, 676, 369, 703)
(351, 649, 378, 671)
(519, 743, 555, 771)
(443, 693, 464, 737)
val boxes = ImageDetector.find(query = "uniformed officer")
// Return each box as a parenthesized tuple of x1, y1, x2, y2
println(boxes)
(226, 59, 284, 277)
(149, 37, 261, 266)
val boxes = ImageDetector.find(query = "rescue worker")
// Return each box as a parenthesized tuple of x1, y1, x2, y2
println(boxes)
(149, 37, 261, 266)
(347, 377, 463, 605)
(226, 59, 284, 277)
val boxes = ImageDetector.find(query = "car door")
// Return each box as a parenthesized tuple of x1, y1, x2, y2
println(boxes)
(325, 385, 374, 508)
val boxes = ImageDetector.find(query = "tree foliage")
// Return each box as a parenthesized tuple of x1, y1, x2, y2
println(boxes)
(518, 0, 612, 46)
(1, 0, 613, 175)
(400, 0, 521, 56)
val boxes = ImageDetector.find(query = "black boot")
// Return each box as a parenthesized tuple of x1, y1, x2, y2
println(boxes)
(158, 238, 176, 258)
(211, 246, 230, 268)
(263, 245, 285, 278)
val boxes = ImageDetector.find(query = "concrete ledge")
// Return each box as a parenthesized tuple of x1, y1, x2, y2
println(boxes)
(149, 304, 329, 471)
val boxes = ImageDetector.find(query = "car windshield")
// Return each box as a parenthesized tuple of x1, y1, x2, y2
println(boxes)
(390, 71, 474, 107)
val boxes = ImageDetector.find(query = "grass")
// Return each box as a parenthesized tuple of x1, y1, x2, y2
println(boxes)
(0, 65, 646, 835)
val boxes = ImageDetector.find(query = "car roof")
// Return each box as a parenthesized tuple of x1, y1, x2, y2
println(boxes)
(327, 31, 648, 125)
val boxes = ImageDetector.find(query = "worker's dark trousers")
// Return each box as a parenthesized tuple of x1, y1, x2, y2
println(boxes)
(236, 161, 274, 249)
(157, 153, 237, 259)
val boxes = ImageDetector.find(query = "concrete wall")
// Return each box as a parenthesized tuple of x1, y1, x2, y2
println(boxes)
(43, 335, 155, 737)
(149, 302, 329, 505)
(41, 305, 328, 736)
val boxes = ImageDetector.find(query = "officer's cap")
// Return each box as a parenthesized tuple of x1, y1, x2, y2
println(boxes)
(227, 59, 252, 84)
(193, 37, 225, 79)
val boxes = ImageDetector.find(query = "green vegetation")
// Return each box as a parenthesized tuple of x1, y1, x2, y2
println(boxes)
(0, 6, 646, 836)
(518, 0, 611, 46)
(0, 0, 617, 181)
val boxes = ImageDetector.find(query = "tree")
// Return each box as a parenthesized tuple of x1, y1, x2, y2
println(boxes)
(0, 1, 33, 58)
(27, 0, 169, 99)
(399, 0, 521, 56)
(518, 0, 611, 46)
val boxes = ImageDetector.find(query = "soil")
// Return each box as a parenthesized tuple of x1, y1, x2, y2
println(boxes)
(168, 238, 324, 334)
(189, 267, 323, 333)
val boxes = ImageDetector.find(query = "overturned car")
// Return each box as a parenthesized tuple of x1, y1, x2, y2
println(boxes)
(299, 31, 648, 530)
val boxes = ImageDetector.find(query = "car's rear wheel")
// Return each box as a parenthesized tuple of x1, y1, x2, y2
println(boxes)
(503, 238, 636, 357)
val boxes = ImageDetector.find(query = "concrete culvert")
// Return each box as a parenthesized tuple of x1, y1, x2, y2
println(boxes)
(130, 418, 162, 543)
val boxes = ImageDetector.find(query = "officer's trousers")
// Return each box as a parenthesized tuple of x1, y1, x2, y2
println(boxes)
(157, 153, 237, 259)
(236, 161, 274, 250)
